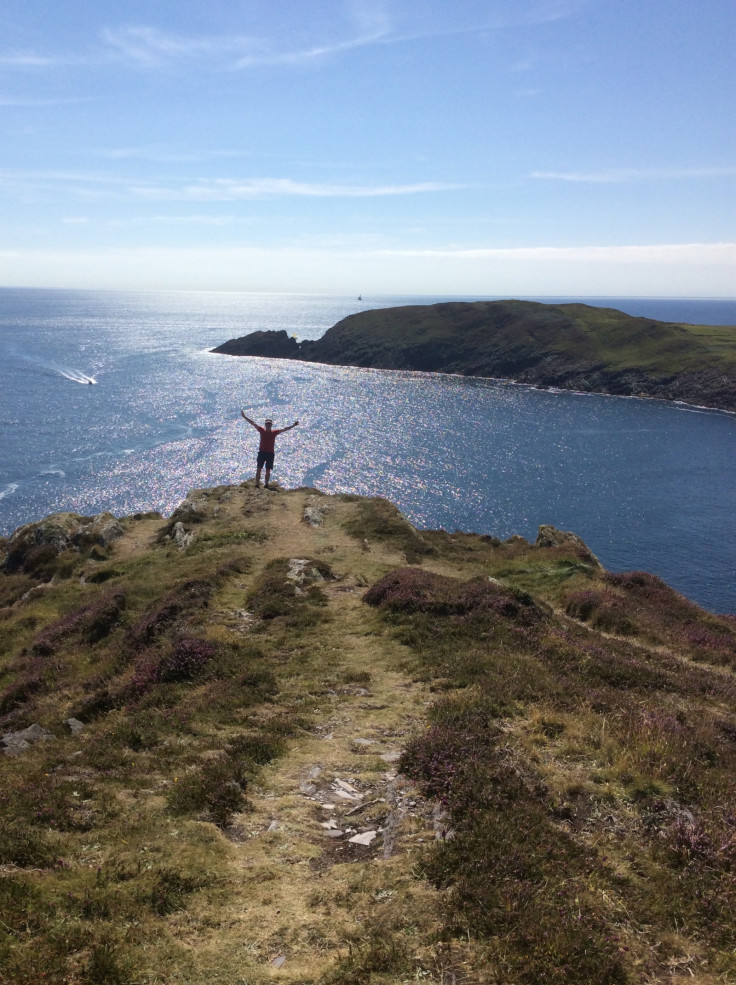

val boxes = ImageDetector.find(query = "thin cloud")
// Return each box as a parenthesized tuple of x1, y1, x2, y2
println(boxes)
(0, 168, 461, 202)
(532, 167, 736, 182)
(101, 26, 267, 69)
(101, 24, 390, 71)
(0, 168, 124, 186)
(0, 52, 58, 67)
(1, 3, 586, 76)
(100, 1, 585, 72)
(131, 177, 464, 200)
(372, 243, 736, 264)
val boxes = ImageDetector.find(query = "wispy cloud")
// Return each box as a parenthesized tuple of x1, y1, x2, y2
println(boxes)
(532, 167, 736, 182)
(100, 1, 585, 72)
(101, 26, 267, 70)
(0, 52, 58, 67)
(131, 177, 464, 200)
(101, 22, 392, 71)
(0, 168, 463, 203)
(1, 2, 585, 76)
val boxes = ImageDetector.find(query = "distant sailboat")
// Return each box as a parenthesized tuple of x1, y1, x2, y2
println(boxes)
(357, 294, 363, 301)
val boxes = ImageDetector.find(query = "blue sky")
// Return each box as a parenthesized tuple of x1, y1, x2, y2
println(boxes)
(1, 0, 734, 296)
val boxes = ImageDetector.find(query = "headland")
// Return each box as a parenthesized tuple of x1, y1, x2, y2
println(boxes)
(213, 300, 736, 411)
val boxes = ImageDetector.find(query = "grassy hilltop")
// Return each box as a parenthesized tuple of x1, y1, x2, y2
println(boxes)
(2, 485, 736, 984)
(213, 300, 736, 411)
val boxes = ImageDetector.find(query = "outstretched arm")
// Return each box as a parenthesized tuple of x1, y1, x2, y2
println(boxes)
(281, 420, 299, 433)
(241, 411, 259, 430)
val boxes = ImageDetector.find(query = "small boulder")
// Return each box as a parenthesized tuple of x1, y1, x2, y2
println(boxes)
(2, 723, 56, 756)
(171, 521, 195, 550)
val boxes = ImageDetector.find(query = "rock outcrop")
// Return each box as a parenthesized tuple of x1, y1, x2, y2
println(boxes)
(2, 511, 125, 574)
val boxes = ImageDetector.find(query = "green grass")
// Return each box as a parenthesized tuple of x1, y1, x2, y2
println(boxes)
(343, 497, 434, 562)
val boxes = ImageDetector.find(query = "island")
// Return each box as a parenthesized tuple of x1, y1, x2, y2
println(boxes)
(2, 483, 736, 981)
(213, 299, 736, 411)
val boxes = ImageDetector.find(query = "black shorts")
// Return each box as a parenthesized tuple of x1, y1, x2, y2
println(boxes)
(257, 450, 275, 470)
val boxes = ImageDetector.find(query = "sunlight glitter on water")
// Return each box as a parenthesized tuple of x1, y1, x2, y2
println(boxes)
(2, 289, 735, 611)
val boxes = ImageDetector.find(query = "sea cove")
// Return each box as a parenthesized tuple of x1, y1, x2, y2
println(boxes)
(1, 289, 735, 613)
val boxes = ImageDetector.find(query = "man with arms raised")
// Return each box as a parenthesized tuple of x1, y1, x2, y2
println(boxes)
(241, 412, 299, 489)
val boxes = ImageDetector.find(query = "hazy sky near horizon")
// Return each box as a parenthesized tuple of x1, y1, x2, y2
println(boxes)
(1, 0, 734, 296)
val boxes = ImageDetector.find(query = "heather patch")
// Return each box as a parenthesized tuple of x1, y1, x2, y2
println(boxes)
(365, 566, 545, 623)
(367, 557, 736, 978)
(365, 567, 551, 695)
(590, 570, 736, 667)
(565, 587, 638, 635)
(0, 664, 45, 718)
(0, 822, 61, 868)
(166, 753, 249, 827)
(30, 591, 126, 655)
(126, 577, 214, 649)
(402, 714, 628, 985)
(0, 572, 35, 607)
(2, 769, 100, 832)
(116, 636, 219, 705)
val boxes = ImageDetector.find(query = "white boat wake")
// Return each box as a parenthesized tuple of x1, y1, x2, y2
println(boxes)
(58, 367, 97, 385)
(10, 347, 98, 384)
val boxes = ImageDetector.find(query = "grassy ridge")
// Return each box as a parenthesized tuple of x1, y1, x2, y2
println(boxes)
(1, 488, 736, 983)
(311, 300, 736, 375)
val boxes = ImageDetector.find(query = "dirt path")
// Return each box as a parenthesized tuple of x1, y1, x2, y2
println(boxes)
(166, 485, 449, 982)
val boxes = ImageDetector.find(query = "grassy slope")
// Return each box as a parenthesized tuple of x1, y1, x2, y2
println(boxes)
(1, 488, 736, 984)
(311, 301, 736, 375)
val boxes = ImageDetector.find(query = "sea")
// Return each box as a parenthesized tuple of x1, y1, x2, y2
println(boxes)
(1, 288, 735, 614)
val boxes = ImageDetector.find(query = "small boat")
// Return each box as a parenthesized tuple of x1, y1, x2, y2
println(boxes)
(357, 294, 363, 301)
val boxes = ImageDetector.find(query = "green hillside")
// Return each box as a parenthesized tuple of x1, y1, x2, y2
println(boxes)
(2, 486, 736, 984)
(214, 300, 736, 410)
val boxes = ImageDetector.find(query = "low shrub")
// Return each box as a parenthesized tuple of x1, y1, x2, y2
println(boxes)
(126, 578, 214, 649)
(403, 711, 628, 985)
(366, 567, 544, 623)
(0, 573, 35, 607)
(166, 755, 248, 827)
(0, 823, 61, 868)
(148, 866, 205, 915)
(227, 729, 285, 765)
(0, 671, 45, 716)
(156, 636, 219, 683)
(565, 588, 638, 635)
(247, 558, 331, 623)
(3, 772, 98, 832)
(324, 923, 414, 984)
(30, 591, 127, 655)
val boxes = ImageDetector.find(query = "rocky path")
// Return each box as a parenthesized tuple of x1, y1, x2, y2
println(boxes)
(162, 484, 450, 982)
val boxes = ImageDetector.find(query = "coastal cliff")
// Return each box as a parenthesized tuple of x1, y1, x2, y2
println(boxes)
(2, 485, 736, 983)
(213, 300, 736, 411)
